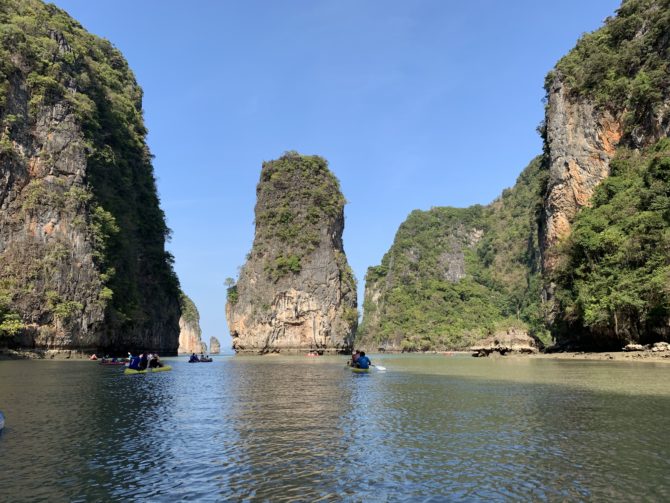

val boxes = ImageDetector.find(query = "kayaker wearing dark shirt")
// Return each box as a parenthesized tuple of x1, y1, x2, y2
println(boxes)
(138, 353, 148, 370)
(357, 352, 371, 369)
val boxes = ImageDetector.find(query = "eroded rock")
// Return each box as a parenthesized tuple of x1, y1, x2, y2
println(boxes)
(470, 329, 540, 357)
(226, 152, 357, 354)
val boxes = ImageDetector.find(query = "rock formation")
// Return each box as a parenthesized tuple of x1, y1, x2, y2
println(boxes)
(539, 0, 670, 346)
(0, 1, 181, 354)
(178, 293, 203, 354)
(359, 159, 546, 351)
(541, 80, 623, 272)
(470, 329, 541, 357)
(226, 152, 357, 354)
(362, 0, 670, 352)
(209, 336, 220, 354)
(541, 0, 670, 273)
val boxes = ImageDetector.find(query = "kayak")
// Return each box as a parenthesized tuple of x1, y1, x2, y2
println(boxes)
(124, 365, 172, 375)
(99, 360, 126, 366)
(350, 367, 370, 373)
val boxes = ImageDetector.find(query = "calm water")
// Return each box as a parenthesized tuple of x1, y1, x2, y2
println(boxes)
(1, 354, 669, 502)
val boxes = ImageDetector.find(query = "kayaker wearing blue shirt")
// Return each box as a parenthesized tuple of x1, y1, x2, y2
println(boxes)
(357, 351, 371, 369)
(128, 355, 141, 370)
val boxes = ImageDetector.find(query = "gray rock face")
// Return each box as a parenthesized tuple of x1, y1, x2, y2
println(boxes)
(541, 77, 623, 272)
(209, 336, 220, 354)
(0, 94, 105, 351)
(226, 153, 357, 354)
(0, 3, 180, 354)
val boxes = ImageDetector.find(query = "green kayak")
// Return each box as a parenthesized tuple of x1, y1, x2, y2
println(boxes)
(349, 366, 370, 373)
(124, 365, 172, 375)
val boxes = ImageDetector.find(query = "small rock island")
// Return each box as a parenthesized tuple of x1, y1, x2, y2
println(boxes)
(226, 152, 357, 354)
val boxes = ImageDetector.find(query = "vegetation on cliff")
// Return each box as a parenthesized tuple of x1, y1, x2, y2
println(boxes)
(362, 0, 670, 352)
(549, 0, 670, 136)
(359, 159, 548, 351)
(0, 0, 180, 348)
(553, 139, 670, 347)
(254, 151, 353, 289)
(179, 292, 200, 327)
(544, 0, 670, 347)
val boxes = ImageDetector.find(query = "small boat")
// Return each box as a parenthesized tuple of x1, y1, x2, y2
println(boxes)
(349, 366, 370, 373)
(99, 359, 126, 366)
(199, 357, 213, 362)
(124, 365, 172, 375)
(0, 411, 5, 431)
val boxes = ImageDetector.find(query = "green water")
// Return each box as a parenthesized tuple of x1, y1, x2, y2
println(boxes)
(0, 354, 669, 501)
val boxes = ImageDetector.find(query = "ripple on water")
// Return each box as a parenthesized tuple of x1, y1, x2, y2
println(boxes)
(0, 357, 669, 501)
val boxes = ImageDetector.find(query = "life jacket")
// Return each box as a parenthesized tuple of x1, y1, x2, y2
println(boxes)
(128, 356, 141, 370)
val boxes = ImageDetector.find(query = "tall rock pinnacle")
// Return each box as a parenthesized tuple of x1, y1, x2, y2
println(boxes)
(226, 152, 357, 354)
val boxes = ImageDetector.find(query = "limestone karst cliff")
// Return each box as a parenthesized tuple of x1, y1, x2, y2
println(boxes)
(226, 152, 357, 354)
(361, 0, 670, 351)
(0, 1, 181, 353)
(541, 0, 670, 272)
(209, 336, 220, 354)
(358, 159, 546, 351)
(541, 0, 670, 347)
(178, 293, 203, 355)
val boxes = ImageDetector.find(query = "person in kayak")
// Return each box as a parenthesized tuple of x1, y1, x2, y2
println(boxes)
(189, 353, 199, 363)
(356, 351, 371, 369)
(138, 353, 148, 370)
(350, 350, 360, 367)
(147, 353, 163, 368)
(128, 355, 141, 370)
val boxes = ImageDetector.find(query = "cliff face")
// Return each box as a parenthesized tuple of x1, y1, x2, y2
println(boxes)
(0, 1, 180, 353)
(178, 293, 202, 354)
(541, 0, 670, 346)
(226, 152, 357, 354)
(542, 0, 670, 271)
(359, 159, 547, 351)
(541, 81, 623, 271)
(209, 336, 220, 354)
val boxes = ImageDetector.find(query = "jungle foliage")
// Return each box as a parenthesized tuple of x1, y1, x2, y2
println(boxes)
(255, 152, 349, 283)
(553, 139, 670, 347)
(359, 158, 548, 350)
(550, 0, 670, 135)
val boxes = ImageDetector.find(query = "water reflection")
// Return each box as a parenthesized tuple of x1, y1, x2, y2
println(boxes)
(0, 356, 669, 501)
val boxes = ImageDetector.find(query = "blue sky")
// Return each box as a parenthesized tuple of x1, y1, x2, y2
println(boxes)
(51, 0, 621, 351)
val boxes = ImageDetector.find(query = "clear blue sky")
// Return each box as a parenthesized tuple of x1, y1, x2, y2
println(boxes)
(51, 0, 620, 352)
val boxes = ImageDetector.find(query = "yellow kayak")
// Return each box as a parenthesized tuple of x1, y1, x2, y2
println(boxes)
(124, 365, 172, 375)
(350, 366, 370, 373)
